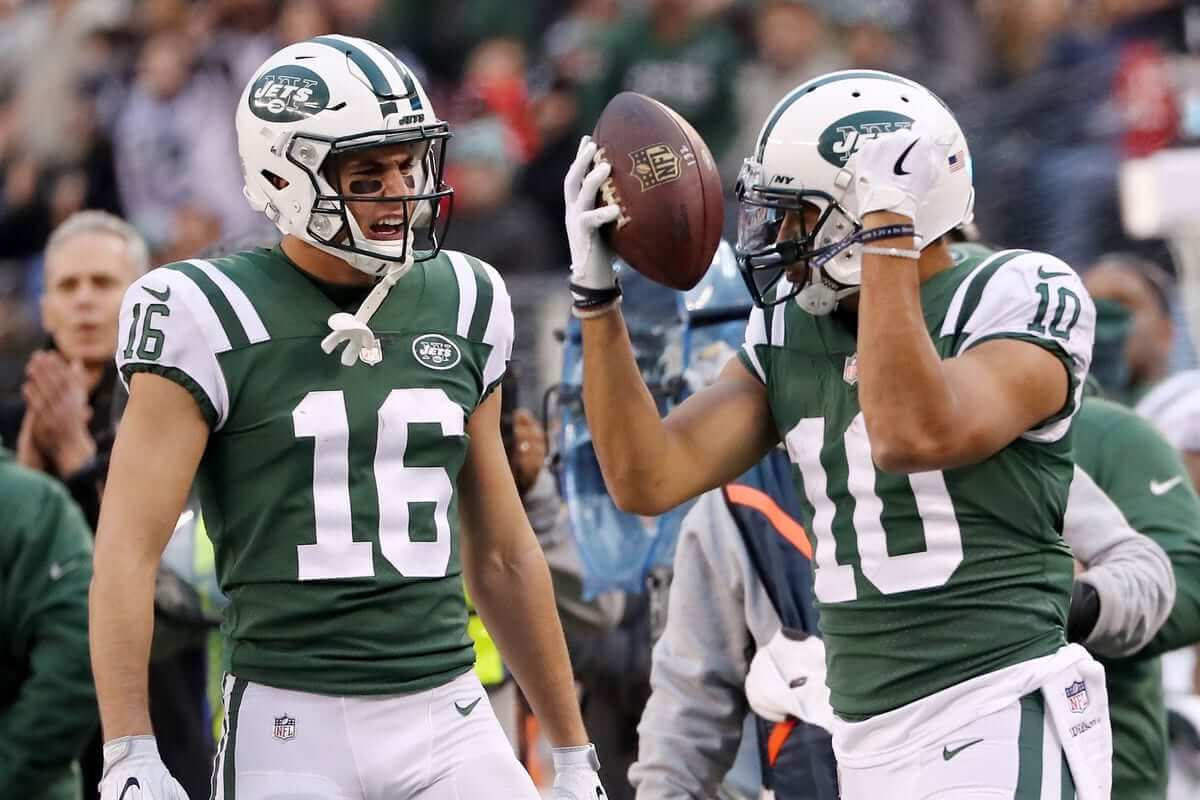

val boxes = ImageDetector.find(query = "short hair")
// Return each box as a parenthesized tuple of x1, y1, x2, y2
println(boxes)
(44, 210, 150, 277)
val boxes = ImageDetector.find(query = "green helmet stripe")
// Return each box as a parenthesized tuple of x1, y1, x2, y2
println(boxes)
(310, 35, 413, 116)
(756, 71, 915, 161)
(363, 40, 424, 111)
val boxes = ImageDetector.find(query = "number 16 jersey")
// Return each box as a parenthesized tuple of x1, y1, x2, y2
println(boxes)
(738, 244, 1096, 719)
(116, 246, 513, 696)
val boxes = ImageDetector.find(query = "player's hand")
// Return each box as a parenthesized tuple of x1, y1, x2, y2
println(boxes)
(848, 126, 948, 226)
(98, 736, 189, 800)
(744, 628, 834, 732)
(563, 136, 620, 301)
(551, 743, 607, 799)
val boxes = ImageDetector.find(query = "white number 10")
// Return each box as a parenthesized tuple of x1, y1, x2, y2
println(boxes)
(786, 413, 964, 602)
(292, 388, 462, 581)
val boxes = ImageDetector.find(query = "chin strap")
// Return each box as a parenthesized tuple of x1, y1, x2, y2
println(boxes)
(321, 259, 413, 366)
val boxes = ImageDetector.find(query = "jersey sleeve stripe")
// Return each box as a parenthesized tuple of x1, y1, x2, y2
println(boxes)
(187, 260, 270, 344)
(477, 260, 513, 395)
(463, 254, 495, 343)
(446, 251, 476, 338)
(769, 278, 790, 346)
(944, 250, 1030, 347)
(122, 363, 220, 429)
(170, 263, 252, 350)
(939, 249, 1028, 339)
(740, 343, 767, 383)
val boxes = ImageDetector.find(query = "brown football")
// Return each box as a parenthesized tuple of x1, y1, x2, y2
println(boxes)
(592, 92, 724, 291)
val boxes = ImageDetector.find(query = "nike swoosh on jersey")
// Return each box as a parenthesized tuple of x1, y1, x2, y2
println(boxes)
(143, 285, 171, 302)
(893, 139, 919, 176)
(118, 777, 141, 800)
(942, 738, 983, 761)
(455, 697, 481, 717)
(1151, 476, 1184, 495)
(1036, 266, 1070, 279)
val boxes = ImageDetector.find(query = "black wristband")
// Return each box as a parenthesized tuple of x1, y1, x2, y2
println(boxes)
(570, 279, 622, 310)
(1067, 580, 1101, 644)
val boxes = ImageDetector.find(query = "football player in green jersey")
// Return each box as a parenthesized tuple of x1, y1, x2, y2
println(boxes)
(1068, 393, 1200, 800)
(566, 70, 1108, 797)
(90, 36, 604, 800)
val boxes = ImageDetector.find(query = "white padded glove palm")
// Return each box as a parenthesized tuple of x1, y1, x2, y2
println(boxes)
(552, 743, 607, 799)
(745, 629, 835, 732)
(849, 126, 948, 225)
(98, 736, 188, 800)
(563, 136, 621, 307)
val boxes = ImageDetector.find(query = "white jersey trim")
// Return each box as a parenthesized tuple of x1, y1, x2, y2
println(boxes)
(186, 259, 271, 344)
(445, 251, 477, 339)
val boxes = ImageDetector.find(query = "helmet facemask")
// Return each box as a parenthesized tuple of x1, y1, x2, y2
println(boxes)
(735, 158, 864, 315)
(284, 127, 454, 278)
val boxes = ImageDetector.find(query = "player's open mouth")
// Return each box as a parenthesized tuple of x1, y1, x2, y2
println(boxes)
(368, 215, 407, 240)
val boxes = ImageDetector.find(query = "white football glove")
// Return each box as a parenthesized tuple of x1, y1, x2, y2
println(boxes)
(552, 743, 608, 799)
(848, 126, 949, 225)
(563, 136, 621, 310)
(98, 736, 188, 800)
(745, 628, 835, 732)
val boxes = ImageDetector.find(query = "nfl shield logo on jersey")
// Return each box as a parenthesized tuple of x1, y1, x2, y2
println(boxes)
(843, 354, 858, 386)
(1065, 680, 1089, 714)
(273, 714, 296, 741)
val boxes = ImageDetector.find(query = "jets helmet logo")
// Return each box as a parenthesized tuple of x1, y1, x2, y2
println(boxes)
(817, 111, 914, 168)
(629, 143, 687, 191)
(412, 333, 462, 371)
(249, 65, 330, 123)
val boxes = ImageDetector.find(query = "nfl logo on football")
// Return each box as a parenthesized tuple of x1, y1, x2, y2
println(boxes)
(273, 714, 296, 741)
(1065, 680, 1089, 714)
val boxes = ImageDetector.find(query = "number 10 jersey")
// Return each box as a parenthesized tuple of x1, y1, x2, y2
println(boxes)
(116, 246, 513, 696)
(738, 243, 1097, 719)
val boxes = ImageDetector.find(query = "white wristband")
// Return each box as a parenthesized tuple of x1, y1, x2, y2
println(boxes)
(861, 245, 921, 260)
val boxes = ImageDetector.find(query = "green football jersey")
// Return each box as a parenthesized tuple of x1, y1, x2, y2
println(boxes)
(739, 244, 1096, 718)
(116, 246, 513, 695)
(1073, 397, 1200, 800)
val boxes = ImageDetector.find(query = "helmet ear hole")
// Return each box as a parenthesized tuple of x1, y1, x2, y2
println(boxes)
(262, 170, 289, 190)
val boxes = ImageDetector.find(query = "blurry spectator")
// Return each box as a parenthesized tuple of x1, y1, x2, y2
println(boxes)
(521, 0, 622, 267)
(725, 0, 846, 180)
(444, 118, 555, 274)
(580, 0, 743, 164)
(1084, 252, 1176, 404)
(0, 446, 97, 800)
(0, 212, 147, 519)
(112, 30, 260, 260)
(276, 0, 336, 46)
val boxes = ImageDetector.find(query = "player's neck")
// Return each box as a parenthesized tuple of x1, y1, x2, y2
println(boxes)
(280, 236, 376, 287)
(916, 240, 955, 284)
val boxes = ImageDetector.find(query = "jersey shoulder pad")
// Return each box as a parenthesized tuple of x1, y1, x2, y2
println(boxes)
(940, 249, 1096, 442)
(117, 260, 271, 429)
(441, 250, 513, 394)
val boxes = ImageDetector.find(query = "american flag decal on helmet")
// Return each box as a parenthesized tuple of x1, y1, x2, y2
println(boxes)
(948, 150, 966, 173)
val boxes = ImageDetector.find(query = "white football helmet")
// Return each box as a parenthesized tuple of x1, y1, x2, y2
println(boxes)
(735, 70, 975, 313)
(236, 35, 452, 278)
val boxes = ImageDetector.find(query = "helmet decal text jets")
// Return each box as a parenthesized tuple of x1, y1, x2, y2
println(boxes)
(249, 65, 329, 123)
(817, 110, 914, 167)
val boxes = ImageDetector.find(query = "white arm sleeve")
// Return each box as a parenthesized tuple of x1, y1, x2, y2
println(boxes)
(1064, 465, 1177, 658)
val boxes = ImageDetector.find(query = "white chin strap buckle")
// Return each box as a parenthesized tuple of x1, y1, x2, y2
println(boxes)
(322, 312, 383, 367)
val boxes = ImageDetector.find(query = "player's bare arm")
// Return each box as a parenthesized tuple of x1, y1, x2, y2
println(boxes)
(582, 310, 777, 514)
(89, 372, 207, 740)
(857, 211, 1068, 472)
(568, 138, 778, 516)
(457, 388, 588, 747)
